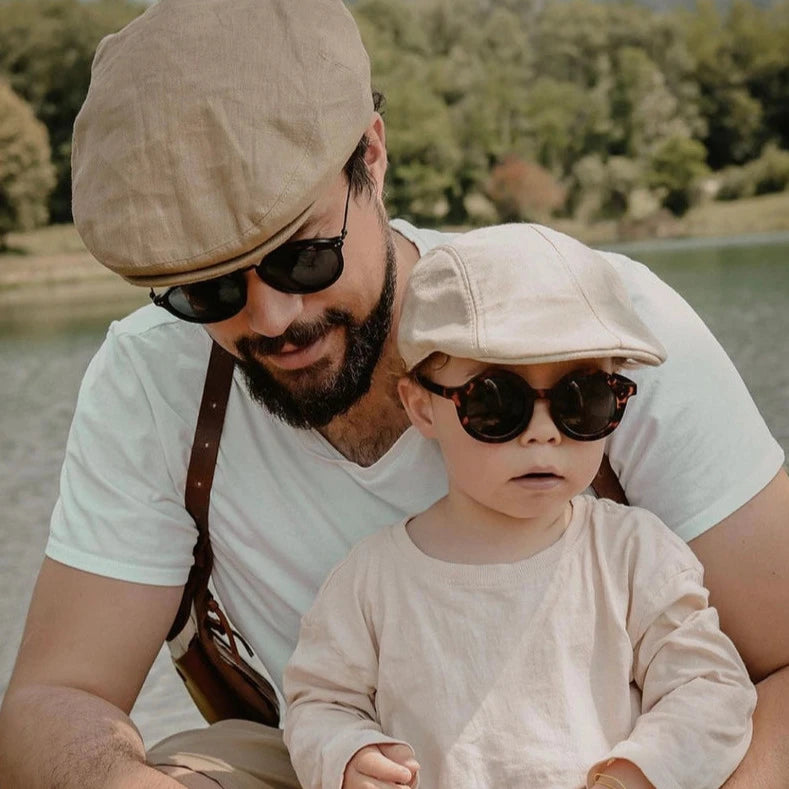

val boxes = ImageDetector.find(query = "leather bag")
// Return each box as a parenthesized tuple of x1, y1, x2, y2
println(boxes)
(166, 341, 279, 727)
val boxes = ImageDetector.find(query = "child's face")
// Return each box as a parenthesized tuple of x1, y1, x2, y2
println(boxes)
(400, 357, 612, 522)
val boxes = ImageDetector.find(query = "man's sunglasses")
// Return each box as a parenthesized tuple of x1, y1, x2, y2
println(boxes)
(417, 369, 637, 443)
(150, 181, 352, 324)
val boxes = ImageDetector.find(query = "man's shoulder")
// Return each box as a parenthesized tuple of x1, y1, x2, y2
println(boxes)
(582, 495, 670, 535)
(78, 304, 214, 413)
(390, 219, 457, 256)
(394, 219, 673, 304)
(592, 246, 677, 302)
(578, 495, 702, 576)
(99, 304, 211, 371)
(107, 303, 203, 344)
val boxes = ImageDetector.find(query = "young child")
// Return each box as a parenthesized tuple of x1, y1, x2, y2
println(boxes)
(282, 224, 756, 789)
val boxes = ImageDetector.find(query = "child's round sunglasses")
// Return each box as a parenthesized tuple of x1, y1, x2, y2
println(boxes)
(417, 369, 637, 443)
(149, 181, 352, 324)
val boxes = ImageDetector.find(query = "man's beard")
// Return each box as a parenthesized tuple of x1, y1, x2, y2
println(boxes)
(235, 234, 397, 429)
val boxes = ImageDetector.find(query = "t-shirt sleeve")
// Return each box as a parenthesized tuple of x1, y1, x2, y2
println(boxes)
(283, 549, 415, 789)
(589, 516, 756, 789)
(602, 252, 784, 541)
(45, 326, 198, 586)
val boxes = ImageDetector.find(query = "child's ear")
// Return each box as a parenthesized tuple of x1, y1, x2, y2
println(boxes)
(397, 375, 438, 439)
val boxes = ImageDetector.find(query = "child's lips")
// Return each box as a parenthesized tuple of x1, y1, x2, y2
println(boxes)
(511, 468, 565, 489)
(515, 466, 563, 479)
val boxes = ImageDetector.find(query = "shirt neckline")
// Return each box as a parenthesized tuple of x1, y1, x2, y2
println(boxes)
(389, 496, 589, 586)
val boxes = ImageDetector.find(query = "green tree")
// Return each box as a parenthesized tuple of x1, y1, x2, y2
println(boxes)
(439, 6, 536, 220)
(533, 0, 703, 168)
(355, 0, 534, 223)
(646, 136, 709, 215)
(679, 0, 767, 167)
(610, 47, 695, 160)
(745, 1, 789, 151)
(521, 77, 606, 175)
(0, 80, 56, 249)
(352, 0, 781, 226)
(0, 0, 144, 222)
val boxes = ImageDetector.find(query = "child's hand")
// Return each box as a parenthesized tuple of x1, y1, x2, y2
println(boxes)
(343, 743, 420, 788)
(590, 758, 654, 789)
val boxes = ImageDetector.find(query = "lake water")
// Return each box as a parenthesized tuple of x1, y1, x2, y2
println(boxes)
(1, 232, 787, 748)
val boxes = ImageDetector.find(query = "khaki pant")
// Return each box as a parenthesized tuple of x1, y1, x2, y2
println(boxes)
(147, 719, 301, 789)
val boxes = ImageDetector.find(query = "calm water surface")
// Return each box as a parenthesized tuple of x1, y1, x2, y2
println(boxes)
(1, 232, 787, 746)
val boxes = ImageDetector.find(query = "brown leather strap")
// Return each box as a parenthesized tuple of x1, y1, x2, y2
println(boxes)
(167, 342, 236, 641)
(592, 453, 628, 505)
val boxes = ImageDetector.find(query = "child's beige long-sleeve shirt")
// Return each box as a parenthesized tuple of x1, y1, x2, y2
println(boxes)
(283, 495, 755, 789)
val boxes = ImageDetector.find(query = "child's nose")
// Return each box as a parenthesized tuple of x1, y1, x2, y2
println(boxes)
(518, 399, 561, 445)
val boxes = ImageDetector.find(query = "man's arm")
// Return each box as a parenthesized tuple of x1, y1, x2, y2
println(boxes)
(0, 558, 186, 789)
(689, 469, 789, 786)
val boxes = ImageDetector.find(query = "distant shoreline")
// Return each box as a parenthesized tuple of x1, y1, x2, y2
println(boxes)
(3, 190, 788, 307)
(0, 251, 147, 310)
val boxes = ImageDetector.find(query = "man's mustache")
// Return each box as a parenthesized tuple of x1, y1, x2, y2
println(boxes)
(236, 309, 353, 356)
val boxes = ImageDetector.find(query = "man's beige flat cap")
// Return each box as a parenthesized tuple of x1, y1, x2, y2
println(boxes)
(72, 0, 373, 287)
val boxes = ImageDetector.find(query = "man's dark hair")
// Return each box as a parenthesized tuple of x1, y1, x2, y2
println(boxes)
(343, 90, 385, 196)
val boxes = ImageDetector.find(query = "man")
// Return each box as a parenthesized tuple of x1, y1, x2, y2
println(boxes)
(0, 1, 786, 788)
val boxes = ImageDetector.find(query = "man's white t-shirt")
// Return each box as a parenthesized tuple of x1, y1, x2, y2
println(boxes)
(46, 220, 785, 696)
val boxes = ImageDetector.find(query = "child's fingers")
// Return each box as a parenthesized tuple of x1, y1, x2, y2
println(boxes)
(350, 745, 416, 784)
(345, 776, 410, 789)
(345, 764, 412, 789)
(377, 743, 420, 774)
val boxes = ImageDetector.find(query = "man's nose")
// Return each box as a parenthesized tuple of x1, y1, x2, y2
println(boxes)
(243, 270, 304, 337)
(518, 399, 561, 445)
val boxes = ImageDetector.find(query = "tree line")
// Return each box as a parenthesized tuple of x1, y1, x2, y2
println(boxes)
(1, 0, 788, 247)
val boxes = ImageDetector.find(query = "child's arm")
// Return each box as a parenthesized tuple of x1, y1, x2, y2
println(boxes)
(587, 555, 756, 789)
(283, 553, 418, 789)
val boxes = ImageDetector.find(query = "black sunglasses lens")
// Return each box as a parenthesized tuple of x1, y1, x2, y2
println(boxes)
(465, 374, 532, 440)
(553, 372, 617, 437)
(166, 273, 246, 323)
(259, 245, 342, 294)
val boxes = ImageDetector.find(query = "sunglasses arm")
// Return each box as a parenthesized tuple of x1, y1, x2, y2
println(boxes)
(415, 375, 455, 398)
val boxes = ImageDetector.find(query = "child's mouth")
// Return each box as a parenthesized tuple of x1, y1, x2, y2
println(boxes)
(518, 471, 561, 479)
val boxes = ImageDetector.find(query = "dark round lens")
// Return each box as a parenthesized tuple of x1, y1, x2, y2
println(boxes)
(552, 372, 616, 438)
(166, 273, 246, 323)
(259, 244, 342, 294)
(465, 373, 531, 441)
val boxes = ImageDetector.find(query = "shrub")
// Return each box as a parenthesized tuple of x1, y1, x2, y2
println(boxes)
(716, 165, 756, 201)
(485, 156, 566, 222)
(569, 154, 644, 221)
(716, 143, 789, 201)
(0, 80, 56, 249)
(750, 144, 789, 195)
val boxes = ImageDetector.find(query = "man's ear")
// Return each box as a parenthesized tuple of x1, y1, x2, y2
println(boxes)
(397, 375, 437, 439)
(364, 113, 387, 198)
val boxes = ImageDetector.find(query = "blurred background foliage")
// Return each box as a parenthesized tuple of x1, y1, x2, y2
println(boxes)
(0, 0, 787, 246)
(354, 0, 789, 226)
